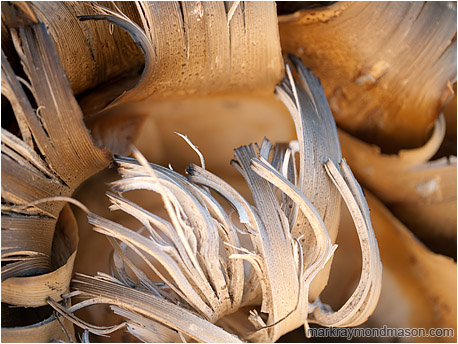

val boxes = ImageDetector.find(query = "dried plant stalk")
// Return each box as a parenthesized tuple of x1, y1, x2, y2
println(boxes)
(274, 56, 342, 302)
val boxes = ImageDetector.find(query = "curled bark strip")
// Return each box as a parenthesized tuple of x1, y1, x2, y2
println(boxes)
(279, 1, 456, 152)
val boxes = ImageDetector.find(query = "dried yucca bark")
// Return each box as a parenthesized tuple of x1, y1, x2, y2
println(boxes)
(1, 0, 284, 334)
(48, 57, 382, 343)
(77, 1, 283, 105)
(0, 2, 288, 341)
(1, 19, 110, 281)
(2, 1, 455, 343)
(1, 4, 111, 341)
(2, 2, 283, 111)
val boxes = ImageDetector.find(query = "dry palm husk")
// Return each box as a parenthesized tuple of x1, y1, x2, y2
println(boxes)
(48, 57, 382, 343)
(278, 1, 456, 153)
